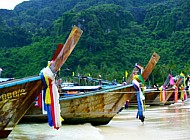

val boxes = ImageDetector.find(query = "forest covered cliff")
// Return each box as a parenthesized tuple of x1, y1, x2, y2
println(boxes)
(0, 0, 189, 85)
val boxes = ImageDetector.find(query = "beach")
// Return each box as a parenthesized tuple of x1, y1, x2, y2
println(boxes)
(5, 99, 190, 140)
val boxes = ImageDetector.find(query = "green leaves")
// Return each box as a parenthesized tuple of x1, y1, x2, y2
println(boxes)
(0, 0, 189, 86)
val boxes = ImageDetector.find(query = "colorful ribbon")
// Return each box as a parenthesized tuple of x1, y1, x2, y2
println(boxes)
(132, 78, 145, 123)
(40, 66, 62, 129)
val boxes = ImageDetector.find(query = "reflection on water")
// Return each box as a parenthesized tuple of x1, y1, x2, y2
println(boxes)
(98, 100, 190, 140)
(5, 99, 190, 140)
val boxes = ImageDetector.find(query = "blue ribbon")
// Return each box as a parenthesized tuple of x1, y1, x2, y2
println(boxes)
(40, 72, 53, 126)
(133, 83, 145, 122)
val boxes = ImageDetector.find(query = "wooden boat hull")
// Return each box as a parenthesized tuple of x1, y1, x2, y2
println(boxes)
(144, 90, 160, 104)
(23, 52, 160, 125)
(0, 76, 43, 138)
(129, 89, 160, 106)
(24, 85, 136, 125)
(151, 88, 175, 105)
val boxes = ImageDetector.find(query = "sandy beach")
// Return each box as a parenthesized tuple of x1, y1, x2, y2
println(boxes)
(7, 99, 190, 140)
(98, 100, 190, 140)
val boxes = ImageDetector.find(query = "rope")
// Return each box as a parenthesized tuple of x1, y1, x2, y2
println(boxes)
(60, 90, 189, 94)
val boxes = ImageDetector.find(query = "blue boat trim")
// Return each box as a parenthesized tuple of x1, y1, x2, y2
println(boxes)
(0, 76, 41, 89)
(60, 84, 133, 100)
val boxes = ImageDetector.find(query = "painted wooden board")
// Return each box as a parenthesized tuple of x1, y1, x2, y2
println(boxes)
(50, 26, 83, 73)
(142, 52, 160, 81)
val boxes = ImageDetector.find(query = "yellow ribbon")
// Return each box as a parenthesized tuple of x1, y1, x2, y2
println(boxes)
(44, 72, 51, 104)
(159, 86, 163, 102)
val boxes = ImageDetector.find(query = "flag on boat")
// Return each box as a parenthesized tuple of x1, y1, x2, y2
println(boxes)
(125, 71, 128, 78)
(169, 74, 175, 86)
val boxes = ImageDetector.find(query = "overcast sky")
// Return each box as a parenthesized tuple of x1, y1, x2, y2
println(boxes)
(0, 0, 29, 10)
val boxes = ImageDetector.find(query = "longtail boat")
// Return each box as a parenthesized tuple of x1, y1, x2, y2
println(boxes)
(126, 62, 160, 106)
(0, 25, 83, 138)
(151, 74, 183, 105)
(164, 75, 187, 104)
(127, 88, 159, 106)
(24, 52, 160, 125)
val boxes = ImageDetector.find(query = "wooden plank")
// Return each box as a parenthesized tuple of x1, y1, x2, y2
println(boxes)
(50, 26, 83, 73)
(142, 52, 160, 81)
(127, 52, 160, 84)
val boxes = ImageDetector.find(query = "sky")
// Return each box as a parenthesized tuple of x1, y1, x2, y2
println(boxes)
(0, 0, 29, 10)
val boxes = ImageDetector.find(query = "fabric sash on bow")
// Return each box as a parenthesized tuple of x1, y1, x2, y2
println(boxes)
(159, 85, 166, 102)
(40, 66, 62, 129)
(169, 74, 175, 86)
(159, 74, 175, 102)
(180, 73, 188, 101)
(174, 85, 178, 103)
(132, 79, 145, 123)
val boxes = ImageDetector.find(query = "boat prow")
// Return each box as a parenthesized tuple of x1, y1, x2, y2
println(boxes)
(0, 25, 83, 138)
(0, 76, 43, 138)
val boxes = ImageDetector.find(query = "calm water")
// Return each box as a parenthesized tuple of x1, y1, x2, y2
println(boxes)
(4, 99, 190, 140)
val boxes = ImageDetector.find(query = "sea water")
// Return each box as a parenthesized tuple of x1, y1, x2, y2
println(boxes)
(5, 99, 190, 140)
